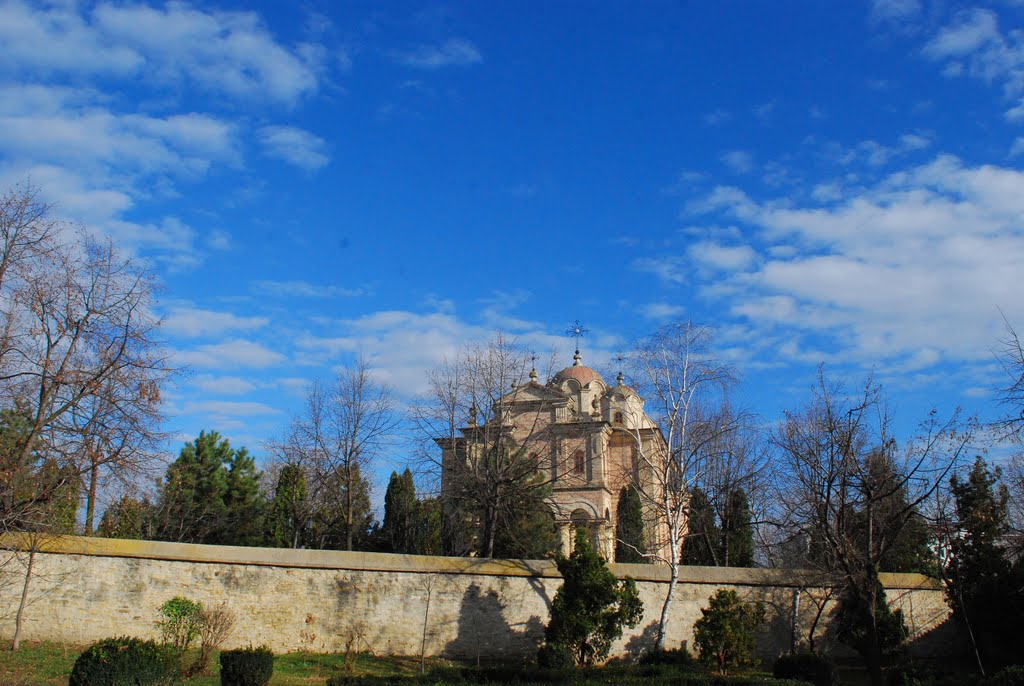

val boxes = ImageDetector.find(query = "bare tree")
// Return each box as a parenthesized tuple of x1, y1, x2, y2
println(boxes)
(274, 357, 398, 551)
(412, 333, 568, 559)
(622, 321, 741, 650)
(0, 186, 170, 537)
(771, 371, 971, 686)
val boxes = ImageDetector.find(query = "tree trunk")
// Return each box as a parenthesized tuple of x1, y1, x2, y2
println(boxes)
(85, 458, 99, 535)
(655, 556, 679, 651)
(345, 465, 354, 551)
(12, 549, 35, 651)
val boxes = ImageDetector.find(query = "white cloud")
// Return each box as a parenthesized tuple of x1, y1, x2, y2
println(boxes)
(920, 8, 1024, 120)
(922, 9, 1000, 59)
(720, 150, 755, 174)
(190, 375, 258, 395)
(253, 280, 366, 298)
(180, 400, 281, 417)
(687, 241, 758, 271)
(640, 303, 686, 320)
(258, 125, 329, 171)
(176, 339, 285, 369)
(394, 38, 482, 69)
(687, 155, 1024, 366)
(0, 1, 321, 105)
(163, 306, 269, 338)
(871, 0, 921, 23)
(703, 110, 731, 126)
(1011, 137, 1024, 157)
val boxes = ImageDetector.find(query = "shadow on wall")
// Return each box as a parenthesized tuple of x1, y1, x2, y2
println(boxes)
(445, 583, 545, 664)
(623, 621, 661, 659)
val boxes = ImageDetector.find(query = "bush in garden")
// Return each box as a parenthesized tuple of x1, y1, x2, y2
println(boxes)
(69, 636, 180, 686)
(544, 527, 643, 666)
(693, 588, 765, 674)
(157, 595, 202, 651)
(194, 601, 237, 675)
(536, 641, 576, 669)
(772, 652, 836, 686)
(220, 645, 274, 686)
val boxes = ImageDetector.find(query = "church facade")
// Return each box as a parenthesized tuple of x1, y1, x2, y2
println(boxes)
(438, 351, 671, 561)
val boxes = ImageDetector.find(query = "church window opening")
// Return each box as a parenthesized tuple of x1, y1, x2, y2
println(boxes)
(573, 449, 585, 475)
(614, 411, 623, 424)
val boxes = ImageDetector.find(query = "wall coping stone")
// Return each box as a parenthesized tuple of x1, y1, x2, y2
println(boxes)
(0, 533, 941, 590)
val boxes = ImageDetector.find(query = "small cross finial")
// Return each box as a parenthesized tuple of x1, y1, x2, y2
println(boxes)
(565, 320, 589, 359)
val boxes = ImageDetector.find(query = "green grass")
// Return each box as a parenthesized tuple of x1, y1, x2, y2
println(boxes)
(1, 642, 458, 685)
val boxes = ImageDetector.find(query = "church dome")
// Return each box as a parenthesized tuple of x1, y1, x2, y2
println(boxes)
(552, 350, 605, 386)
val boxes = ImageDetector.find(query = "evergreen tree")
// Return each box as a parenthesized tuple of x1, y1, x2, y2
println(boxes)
(543, 527, 643, 666)
(0, 406, 78, 533)
(492, 487, 560, 559)
(615, 486, 648, 563)
(98, 495, 153, 540)
(682, 487, 719, 565)
(720, 488, 754, 567)
(382, 469, 418, 553)
(153, 431, 263, 545)
(833, 581, 907, 664)
(945, 457, 1022, 671)
(307, 462, 373, 550)
(222, 446, 264, 545)
(267, 464, 308, 548)
(416, 497, 444, 555)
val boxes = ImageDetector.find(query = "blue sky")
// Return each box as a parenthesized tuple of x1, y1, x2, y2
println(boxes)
(2, 0, 1023, 490)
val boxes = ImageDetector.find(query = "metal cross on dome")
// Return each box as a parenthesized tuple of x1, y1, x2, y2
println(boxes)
(566, 320, 589, 351)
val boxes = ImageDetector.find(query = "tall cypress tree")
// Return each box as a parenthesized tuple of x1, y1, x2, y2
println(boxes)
(382, 469, 418, 554)
(268, 464, 308, 548)
(615, 486, 648, 563)
(720, 488, 754, 567)
(682, 487, 719, 565)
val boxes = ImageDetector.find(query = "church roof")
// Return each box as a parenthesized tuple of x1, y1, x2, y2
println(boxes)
(552, 349, 605, 386)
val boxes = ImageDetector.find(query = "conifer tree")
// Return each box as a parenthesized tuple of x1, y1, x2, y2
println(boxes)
(682, 487, 719, 565)
(153, 431, 263, 546)
(720, 488, 754, 567)
(615, 486, 647, 563)
(544, 527, 643, 666)
(382, 469, 419, 554)
(945, 456, 1022, 671)
(268, 464, 307, 548)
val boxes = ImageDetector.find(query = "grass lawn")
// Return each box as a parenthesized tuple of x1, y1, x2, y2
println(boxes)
(1, 642, 457, 685)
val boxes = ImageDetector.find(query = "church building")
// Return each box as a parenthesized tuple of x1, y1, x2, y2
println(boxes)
(438, 350, 670, 561)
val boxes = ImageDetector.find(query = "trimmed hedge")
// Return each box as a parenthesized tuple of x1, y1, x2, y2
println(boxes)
(537, 643, 575, 669)
(772, 652, 836, 686)
(325, 666, 811, 686)
(69, 636, 180, 686)
(220, 645, 274, 686)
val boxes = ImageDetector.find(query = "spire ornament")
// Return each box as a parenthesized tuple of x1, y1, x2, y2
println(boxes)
(565, 320, 589, 366)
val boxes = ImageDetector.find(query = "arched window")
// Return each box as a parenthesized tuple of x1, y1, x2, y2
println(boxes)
(573, 449, 585, 475)
(614, 411, 624, 424)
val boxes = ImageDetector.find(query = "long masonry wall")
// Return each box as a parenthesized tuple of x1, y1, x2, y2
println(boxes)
(0, 535, 954, 661)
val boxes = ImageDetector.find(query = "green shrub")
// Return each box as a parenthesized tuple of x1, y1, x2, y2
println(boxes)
(637, 647, 697, 667)
(69, 636, 180, 686)
(988, 666, 1024, 686)
(537, 642, 576, 669)
(693, 589, 766, 674)
(544, 527, 644, 666)
(772, 652, 836, 686)
(220, 645, 274, 686)
(158, 595, 203, 651)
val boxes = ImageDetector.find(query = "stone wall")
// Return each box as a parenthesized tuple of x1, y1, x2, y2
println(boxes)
(0, 535, 953, 661)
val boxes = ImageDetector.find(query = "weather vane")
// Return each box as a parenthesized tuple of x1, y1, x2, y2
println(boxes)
(565, 320, 589, 352)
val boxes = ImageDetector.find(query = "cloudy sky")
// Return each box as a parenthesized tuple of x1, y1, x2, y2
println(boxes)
(2, 0, 1022, 480)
